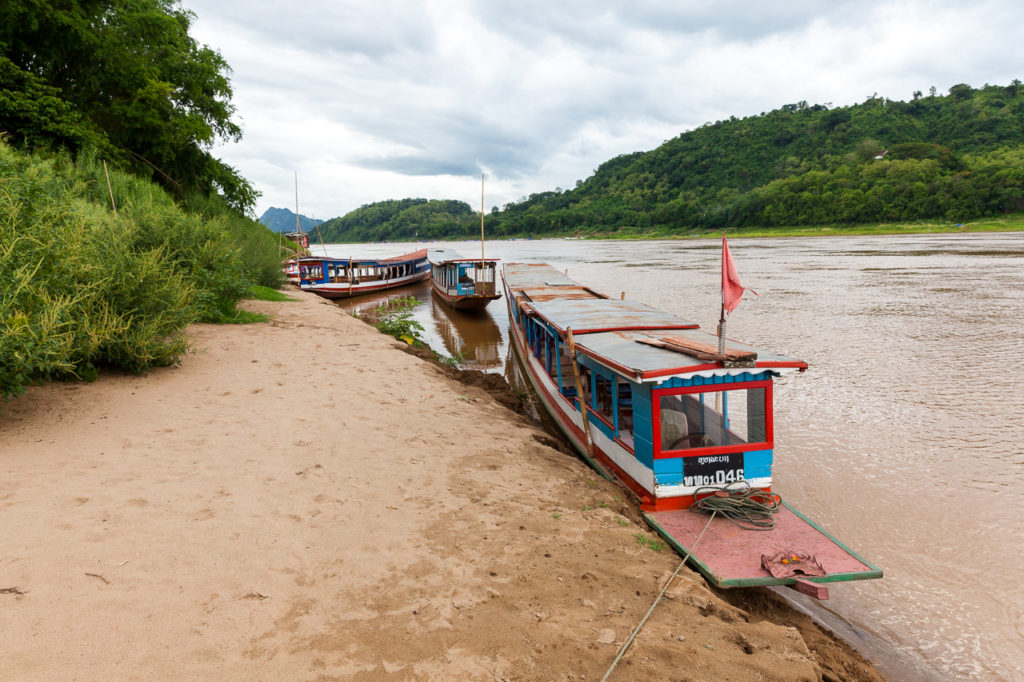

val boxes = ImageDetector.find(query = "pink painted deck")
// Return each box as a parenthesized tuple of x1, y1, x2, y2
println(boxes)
(644, 501, 882, 588)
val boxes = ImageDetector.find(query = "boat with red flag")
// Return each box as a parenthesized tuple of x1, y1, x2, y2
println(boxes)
(501, 239, 881, 598)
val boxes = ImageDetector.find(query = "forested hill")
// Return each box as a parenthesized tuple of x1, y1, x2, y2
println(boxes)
(315, 81, 1024, 242)
(316, 198, 476, 242)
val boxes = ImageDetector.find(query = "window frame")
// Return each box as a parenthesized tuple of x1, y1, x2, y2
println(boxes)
(652, 380, 773, 460)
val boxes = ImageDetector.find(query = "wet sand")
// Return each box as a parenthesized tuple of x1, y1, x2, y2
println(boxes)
(0, 290, 883, 680)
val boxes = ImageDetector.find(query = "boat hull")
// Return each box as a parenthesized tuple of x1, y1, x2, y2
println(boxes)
(305, 271, 428, 299)
(431, 284, 500, 312)
(299, 249, 430, 299)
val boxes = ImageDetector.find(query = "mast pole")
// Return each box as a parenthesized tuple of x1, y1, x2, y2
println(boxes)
(480, 172, 487, 292)
(294, 172, 300, 235)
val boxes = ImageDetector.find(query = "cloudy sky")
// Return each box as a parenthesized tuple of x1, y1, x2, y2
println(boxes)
(182, 0, 1024, 221)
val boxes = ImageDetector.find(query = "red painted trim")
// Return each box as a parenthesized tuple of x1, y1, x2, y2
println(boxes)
(641, 361, 808, 380)
(642, 363, 722, 379)
(758, 360, 810, 371)
(652, 380, 774, 460)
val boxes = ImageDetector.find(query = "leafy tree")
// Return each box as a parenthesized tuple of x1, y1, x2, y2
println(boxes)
(0, 0, 256, 213)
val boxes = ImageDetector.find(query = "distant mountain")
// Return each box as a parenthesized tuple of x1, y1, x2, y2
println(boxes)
(258, 207, 324, 233)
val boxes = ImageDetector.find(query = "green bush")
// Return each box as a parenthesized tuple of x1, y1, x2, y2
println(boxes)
(0, 140, 285, 398)
(371, 296, 425, 346)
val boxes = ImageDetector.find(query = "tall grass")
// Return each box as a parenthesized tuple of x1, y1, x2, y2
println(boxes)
(1, 142, 283, 398)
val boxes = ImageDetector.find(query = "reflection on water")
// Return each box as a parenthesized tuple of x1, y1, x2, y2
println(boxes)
(319, 246, 508, 372)
(429, 291, 502, 370)
(321, 233, 1024, 681)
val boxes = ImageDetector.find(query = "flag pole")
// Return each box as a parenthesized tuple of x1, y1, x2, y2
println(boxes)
(718, 232, 727, 356)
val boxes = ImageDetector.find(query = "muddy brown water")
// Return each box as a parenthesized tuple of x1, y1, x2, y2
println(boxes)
(321, 232, 1024, 681)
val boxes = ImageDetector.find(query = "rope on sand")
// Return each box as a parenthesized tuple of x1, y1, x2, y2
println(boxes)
(600, 511, 717, 682)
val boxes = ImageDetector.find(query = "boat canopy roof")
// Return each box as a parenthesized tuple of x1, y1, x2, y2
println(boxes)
(428, 248, 499, 267)
(504, 261, 807, 381)
(298, 249, 428, 266)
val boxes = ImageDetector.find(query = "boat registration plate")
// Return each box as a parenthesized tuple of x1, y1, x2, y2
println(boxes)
(683, 453, 744, 487)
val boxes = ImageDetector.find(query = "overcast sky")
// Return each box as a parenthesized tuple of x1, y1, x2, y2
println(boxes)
(182, 0, 1024, 221)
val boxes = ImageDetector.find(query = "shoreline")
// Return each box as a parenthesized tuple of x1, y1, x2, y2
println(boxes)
(309, 222, 1024, 245)
(0, 289, 884, 680)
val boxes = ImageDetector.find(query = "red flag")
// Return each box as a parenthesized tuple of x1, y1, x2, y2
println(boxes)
(722, 235, 755, 314)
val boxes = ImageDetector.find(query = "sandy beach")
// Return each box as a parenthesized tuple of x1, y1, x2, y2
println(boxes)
(0, 290, 883, 681)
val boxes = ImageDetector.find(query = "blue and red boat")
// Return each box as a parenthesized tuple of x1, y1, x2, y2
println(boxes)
(428, 248, 501, 312)
(502, 261, 881, 597)
(297, 249, 430, 299)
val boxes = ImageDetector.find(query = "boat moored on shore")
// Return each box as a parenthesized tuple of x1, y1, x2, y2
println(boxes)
(428, 248, 501, 312)
(298, 249, 429, 299)
(502, 261, 881, 596)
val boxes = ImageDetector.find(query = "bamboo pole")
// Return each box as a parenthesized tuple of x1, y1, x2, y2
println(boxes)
(103, 160, 117, 216)
(567, 328, 595, 461)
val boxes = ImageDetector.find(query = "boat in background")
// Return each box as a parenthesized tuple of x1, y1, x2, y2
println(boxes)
(298, 249, 429, 299)
(428, 248, 501, 312)
(502, 261, 881, 598)
(282, 234, 312, 284)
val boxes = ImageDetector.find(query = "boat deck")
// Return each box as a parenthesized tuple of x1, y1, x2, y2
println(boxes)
(644, 502, 882, 594)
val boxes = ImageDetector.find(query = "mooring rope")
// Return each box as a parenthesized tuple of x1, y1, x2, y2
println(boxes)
(691, 480, 781, 531)
(600, 511, 717, 682)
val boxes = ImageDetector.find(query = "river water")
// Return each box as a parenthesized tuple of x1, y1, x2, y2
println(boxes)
(319, 232, 1024, 681)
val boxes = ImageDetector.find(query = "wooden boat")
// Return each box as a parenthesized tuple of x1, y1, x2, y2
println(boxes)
(285, 231, 310, 251)
(502, 262, 881, 597)
(298, 249, 429, 299)
(283, 258, 300, 284)
(427, 248, 501, 312)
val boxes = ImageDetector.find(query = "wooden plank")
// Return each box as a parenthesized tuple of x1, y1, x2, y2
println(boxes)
(637, 336, 757, 364)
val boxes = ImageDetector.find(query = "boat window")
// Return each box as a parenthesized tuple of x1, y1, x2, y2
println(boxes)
(594, 374, 614, 420)
(617, 381, 634, 450)
(657, 385, 769, 454)
(578, 365, 592, 407)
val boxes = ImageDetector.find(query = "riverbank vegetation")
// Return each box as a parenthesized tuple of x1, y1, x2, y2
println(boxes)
(1, 0, 284, 398)
(0, 142, 282, 398)
(314, 81, 1024, 242)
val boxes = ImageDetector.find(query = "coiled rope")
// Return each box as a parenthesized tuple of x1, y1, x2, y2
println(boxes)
(691, 480, 781, 530)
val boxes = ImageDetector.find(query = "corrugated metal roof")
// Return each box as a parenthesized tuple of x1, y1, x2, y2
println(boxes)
(528, 298, 699, 334)
(428, 248, 500, 267)
(428, 248, 463, 265)
(298, 249, 428, 266)
(503, 261, 807, 379)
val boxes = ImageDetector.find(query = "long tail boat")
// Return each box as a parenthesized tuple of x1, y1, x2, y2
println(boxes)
(428, 248, 501, 312)
(502, 262, 881, 598)
(298, 249, 429, 299)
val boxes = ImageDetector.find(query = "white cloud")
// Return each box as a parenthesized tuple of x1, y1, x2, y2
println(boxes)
(181, 0, 1024, 220)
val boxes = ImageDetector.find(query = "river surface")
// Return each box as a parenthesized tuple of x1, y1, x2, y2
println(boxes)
(318, 232, 1024, 681)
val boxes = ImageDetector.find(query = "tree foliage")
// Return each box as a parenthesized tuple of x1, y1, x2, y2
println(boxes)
(311, 81, 1024, 241)
(0, 0, 257, 213)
